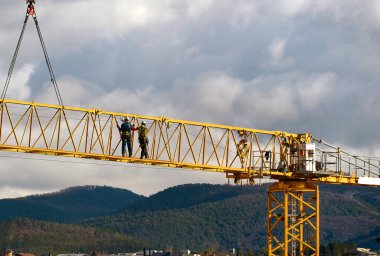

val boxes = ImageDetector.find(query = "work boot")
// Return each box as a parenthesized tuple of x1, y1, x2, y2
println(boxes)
(122, 154, 125, 157)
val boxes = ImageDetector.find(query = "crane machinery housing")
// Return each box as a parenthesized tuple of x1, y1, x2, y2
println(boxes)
(2, 2, 380, 256)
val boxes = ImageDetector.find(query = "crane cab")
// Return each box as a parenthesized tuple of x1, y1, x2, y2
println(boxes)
(297, 143, 316, 173)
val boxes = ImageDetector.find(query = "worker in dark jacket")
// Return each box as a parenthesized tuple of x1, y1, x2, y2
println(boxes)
(117, 117, 134, 157)
(138, 121, 149, 159)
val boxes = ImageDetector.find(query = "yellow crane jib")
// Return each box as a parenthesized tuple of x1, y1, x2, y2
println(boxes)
(0, 99, 378, 187)
(3, 3, 380, 255)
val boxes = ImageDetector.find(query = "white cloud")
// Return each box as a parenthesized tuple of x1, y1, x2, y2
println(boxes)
(37, 71, 334, 129)
(0, 151, 227, 198)
(37, 76, 103, 107)
(188, 72, 244, 115)
(0, 64, 33, 100)
(0, 0, 178, 60)
(277, 0, 309, 17)
(269, 38, 287, 65)
(186, 0, 215, 19)
(229, 2, 256, 28)
(1, 0, 380, 198)
(297, 73, 334, 110)
(358, 91, 380, 122)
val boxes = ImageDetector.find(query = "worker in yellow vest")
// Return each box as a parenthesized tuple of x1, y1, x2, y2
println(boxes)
(138, 121, 149, 159)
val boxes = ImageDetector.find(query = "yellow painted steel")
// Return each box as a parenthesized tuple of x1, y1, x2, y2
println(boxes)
(0, 99, 306, 175)
(4, 3, 380, 255)
(0, 98, 379, 256)
(0, 99, 370, 186)
(268, 181, 319, 256)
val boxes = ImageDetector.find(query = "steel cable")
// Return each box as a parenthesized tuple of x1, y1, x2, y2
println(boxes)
(1, 14, 30, 102)
(33, 16, 64, 107)
(1, 6, 64, 108)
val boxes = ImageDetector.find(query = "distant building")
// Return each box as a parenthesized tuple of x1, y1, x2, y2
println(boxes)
(213, 252, 235, 256)
(114, 253, 136, 256)
(135, 250, 159, 256)
(180, 251, 190, 256)
(152, 252, 169, 256)
(57, 254, 89, 256)
(152, 251, 189, 256)
(208, 249, 236, 256)
(3, 249, 13, 256)
(15, 253, 36, 256)
(343, 248, 378, 256)
(112, 250, 160, 256)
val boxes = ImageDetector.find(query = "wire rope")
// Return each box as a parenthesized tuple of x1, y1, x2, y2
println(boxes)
(1, 4, 64, 107)
(1, 14, 30, 102)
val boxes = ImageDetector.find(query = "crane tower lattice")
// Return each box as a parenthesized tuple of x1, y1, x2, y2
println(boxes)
(2, 2, 380, 256)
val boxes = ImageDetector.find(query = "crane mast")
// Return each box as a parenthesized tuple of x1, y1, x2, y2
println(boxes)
(2, 2, 380, 256)
(0, 98, 379, 256)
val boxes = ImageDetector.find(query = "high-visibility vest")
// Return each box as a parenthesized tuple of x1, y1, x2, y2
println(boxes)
(138, 126, 148, 138)
(120, 122, 132, 136)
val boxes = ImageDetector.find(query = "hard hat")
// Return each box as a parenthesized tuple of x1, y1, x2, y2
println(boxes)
(124, 117, 129, 121)
(141, 121, 146, 125)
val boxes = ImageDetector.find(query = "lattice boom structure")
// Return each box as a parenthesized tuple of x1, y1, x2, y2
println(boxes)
(0, 99, 378, 186)
(3, 2, 380, 255)
(0, 99, 380, 256)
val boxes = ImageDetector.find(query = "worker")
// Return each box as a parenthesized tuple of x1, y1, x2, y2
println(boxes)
(237, 130, 249, 165)
(138, 121, 149, 159)
(117, 117, 134, 157)
(237, 139, 248, 164)
(26, 0, 35, 3)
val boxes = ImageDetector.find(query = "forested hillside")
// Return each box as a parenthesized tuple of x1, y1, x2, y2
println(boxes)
(0, 183, 379, 252)
(0, 218, 150, 255)
(0, 185, 144, 223)
(127, 183, 261, 212)
(319, 184, 380, 249)
(84, 184, 380, 251)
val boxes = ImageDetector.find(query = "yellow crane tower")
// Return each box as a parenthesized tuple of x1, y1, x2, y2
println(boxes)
(2, 2, 380, 256)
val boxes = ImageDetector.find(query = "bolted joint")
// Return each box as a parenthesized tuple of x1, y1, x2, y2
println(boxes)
(93, 109, 102, 115)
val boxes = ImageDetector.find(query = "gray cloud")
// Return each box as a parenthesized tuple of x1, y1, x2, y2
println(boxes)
(0, 0, 379, 198)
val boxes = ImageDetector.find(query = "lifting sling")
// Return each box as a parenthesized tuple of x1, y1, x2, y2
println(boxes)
(1, 1, 64, 106)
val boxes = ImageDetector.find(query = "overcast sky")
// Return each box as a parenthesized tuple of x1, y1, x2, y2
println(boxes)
(0, 0, 380, 198)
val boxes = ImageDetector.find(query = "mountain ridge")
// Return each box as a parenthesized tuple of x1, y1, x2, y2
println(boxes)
(0, 185, 145, 223)
(84, 183, 380, 251)
(0, 183, 379, 252)
(0, 217, 150, 255)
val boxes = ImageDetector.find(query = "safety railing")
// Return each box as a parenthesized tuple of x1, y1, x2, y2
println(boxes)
(0, 99, 378, 185)
(314, 139, 380, 178)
